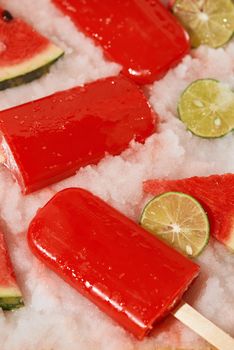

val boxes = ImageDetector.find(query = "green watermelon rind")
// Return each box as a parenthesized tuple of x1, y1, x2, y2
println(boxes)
(0, 43, 64, 90)
(0, 297, 24, 311)
(0, 286, 24, 311)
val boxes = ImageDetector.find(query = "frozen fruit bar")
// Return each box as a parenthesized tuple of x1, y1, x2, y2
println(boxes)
(28, 188, 199, 339)
(52, 0, 190, 84)
(0, 75, 155, 194)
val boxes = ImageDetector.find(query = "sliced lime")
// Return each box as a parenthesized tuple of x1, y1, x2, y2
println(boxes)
(178, 79, 234, 138)
(172, 0, 234, 48)
(140, 192, 209, 257)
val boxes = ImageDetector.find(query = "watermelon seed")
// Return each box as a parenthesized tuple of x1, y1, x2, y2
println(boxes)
(2, 10, 13, 22)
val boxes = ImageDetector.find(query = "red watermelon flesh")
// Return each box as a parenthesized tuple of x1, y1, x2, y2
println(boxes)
(0, 230, 23, 310)
(0, 10, 49, 66)
(143, 174, 234, 251)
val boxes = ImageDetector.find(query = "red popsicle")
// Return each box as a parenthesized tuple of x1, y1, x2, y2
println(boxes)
(0, 75, 155, 194)
(28, 188, 199, 339)
(52, 0, 190, 84)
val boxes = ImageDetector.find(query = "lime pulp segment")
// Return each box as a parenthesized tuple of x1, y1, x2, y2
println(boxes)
(172, 0, 234, 48)
(140, 192, 210, 257)
(178, 79, 234, 138)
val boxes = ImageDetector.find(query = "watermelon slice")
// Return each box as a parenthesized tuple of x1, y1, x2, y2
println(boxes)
(143, 174, 234, 252)
(0, 230, 23, 310)
(0, 8, 64, 90)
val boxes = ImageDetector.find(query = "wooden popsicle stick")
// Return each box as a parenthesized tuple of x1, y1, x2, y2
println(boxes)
(172, 302, 234, 350)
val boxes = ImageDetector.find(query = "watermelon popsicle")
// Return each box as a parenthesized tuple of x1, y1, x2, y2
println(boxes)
(28, 188, 200, 339)
(52, 0, 190, 85)
(0, 75, 155, 194)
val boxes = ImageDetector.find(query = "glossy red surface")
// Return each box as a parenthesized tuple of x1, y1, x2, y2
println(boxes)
(52, 0, 190, 84)
(0, 75, 155, 194)
(28, 188, 199, 339)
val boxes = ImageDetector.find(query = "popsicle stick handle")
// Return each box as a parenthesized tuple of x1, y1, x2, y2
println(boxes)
(172, 302, 234, 350)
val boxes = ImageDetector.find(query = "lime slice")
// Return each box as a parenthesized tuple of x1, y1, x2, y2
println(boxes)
(178, 79, 234, 138)
(172, 0, 234, 48)
(140, 192, 209, 257)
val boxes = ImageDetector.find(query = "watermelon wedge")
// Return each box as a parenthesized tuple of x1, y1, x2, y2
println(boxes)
(0, 230, 23, 310)
(143, 174, 234, 252)
(0, 8, 64, 90)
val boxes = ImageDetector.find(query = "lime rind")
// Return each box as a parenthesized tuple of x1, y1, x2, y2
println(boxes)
(178, 79, 234, 138)
(172, 0, 234, 48)
(140, 191, 210, 258)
